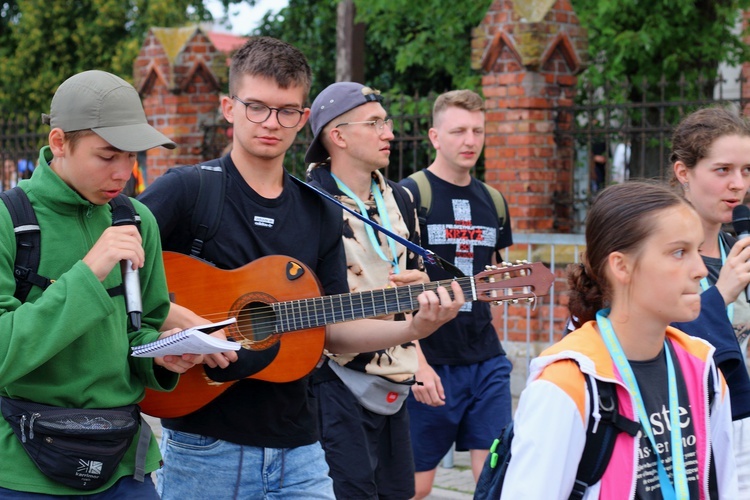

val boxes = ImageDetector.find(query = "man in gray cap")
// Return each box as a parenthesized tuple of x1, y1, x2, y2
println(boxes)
(0, 70, 198, 497)
(306, 81, 428, 499)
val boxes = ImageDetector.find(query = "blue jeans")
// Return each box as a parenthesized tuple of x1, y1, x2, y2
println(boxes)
(0, 475, 158, 499)
(155, 428, 335, 499)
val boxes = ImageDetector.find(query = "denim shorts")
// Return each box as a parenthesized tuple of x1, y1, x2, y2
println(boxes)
(407, 355, 513, 471)
(155, 428, 334, 499)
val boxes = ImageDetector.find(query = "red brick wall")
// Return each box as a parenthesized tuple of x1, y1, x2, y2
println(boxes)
(134, 27, 224, 181)
(474, 0, 587, 233)
(474, 0, 589, 346)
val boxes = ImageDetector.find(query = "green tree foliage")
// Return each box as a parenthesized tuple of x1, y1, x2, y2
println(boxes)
(353, 0, 490, 95)
(571, 0, 750, 102)
(254, 0, 338, 98)
(254, 0, 490, 98)
(0, 0, 252, 113)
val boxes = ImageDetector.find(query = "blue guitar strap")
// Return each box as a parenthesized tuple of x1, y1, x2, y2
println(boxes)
(291, 175, 466, 278)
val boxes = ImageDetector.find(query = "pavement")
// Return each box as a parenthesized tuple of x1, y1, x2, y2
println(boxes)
(429, 450, 475, 499)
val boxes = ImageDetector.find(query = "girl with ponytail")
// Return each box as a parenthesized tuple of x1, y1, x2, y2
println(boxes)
(501, 181, 737, 499)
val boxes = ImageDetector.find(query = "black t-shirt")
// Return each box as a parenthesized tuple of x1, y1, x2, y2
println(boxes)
(400, 170, 512, 364)
(138, 154, 349, 448)
(631, 342, 699, 499)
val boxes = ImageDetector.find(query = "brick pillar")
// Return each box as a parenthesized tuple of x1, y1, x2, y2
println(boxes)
(134, 27, 226, 181)
(473, 0, 587, 233)
(473, 1, 589, 396)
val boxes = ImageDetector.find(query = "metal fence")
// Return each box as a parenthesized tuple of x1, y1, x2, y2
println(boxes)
(6, 74, 750, 218)
(0, 110, 46, 190)
(553, 73, 750, 232)
(201, 93, 446, 181)
(499, 233, 584, 384)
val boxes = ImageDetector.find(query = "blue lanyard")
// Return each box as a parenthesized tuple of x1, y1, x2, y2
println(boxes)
(699, 236, 733, 323)
(331, 174, 400, 274)
(596, 309, 688, 500)
(292, 175, 466, 277)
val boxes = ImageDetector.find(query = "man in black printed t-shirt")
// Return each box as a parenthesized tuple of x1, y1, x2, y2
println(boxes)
(400, 89, 513, 498)
(138, 37, 464, 500)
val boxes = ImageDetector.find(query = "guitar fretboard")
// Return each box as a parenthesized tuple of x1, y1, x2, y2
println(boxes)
(269, 278, 477, 333)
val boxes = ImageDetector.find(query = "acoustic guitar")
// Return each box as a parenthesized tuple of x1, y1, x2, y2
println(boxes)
(140, 251, 554, 418)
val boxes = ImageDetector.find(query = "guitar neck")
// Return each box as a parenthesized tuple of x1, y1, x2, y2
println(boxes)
(271, 278, 474, 332)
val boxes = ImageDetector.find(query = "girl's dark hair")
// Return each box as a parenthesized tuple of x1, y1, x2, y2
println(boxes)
(669, 106, 750, 186)
(567, 181, 692, 326)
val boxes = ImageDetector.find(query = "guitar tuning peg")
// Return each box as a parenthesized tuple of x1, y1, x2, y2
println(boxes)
(511, 299, 519, 304)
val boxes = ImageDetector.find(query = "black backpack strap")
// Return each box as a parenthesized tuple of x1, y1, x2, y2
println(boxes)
(387, 179, 417, 241)
(569, 375, 640, 499)
(189, 158, 226, 258)
(0, 187, 52, 302)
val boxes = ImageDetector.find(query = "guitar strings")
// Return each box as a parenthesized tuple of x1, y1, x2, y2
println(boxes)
(168, 270, 539, 342)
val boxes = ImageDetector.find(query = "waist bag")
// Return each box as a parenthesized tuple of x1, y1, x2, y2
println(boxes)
(327, 360, 414, 415)
(0, 397, 150, 490)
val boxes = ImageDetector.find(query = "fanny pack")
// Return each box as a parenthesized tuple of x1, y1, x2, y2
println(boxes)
(0, 397, 151, 490)
(327, 360, 414, 415)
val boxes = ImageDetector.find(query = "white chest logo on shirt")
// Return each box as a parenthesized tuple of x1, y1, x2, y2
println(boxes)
(254, 216, 275, 228)
(426, 199, 497, 312)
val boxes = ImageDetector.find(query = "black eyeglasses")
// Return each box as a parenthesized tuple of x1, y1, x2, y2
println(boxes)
(232, 96, 305, 128)
(335, 118, 394, 134)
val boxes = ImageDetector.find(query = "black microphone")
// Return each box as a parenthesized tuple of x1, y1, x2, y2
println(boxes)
(732, 204, 750, 303)
(112, 205, 142, 330)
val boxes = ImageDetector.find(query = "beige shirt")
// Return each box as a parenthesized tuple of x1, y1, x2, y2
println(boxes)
(324, 170, 423, 382)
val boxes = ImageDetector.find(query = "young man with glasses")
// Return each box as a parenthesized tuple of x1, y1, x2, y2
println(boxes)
(305, 81, 426, 499)
(138, 37, 464, 499)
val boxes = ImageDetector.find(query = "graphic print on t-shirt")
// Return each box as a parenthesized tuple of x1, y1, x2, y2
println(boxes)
(631, 348, 699, 499)
(426, 198, 496, 312)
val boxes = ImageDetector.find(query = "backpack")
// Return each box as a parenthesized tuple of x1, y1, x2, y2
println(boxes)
(406, 169, 507, 230)
(473, 376, 640, 500)
(187, 158, 227, 258)
(0, 187, 138, 303)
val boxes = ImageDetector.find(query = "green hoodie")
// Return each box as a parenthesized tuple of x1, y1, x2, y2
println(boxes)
(0, 147, 176, 494)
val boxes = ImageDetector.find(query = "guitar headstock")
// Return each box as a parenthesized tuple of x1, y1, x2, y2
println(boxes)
(473, 261, 554, 305)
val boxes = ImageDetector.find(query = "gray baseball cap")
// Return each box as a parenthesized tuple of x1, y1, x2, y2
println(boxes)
(304, 82, 383, 163)
(42, 70, 175, 151)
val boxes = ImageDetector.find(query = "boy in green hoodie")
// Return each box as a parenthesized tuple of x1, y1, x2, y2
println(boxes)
(0, 70, 198, 497)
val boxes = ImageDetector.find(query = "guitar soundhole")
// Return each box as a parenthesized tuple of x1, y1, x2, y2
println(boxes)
(230, 293, 280, 350)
